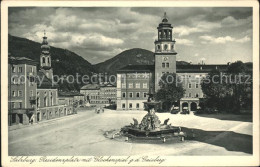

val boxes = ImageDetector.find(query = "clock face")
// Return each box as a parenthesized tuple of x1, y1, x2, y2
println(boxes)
(163, 56, 169, 61)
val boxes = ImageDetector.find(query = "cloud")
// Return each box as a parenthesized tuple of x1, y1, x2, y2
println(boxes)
(221, 16, 252, 27)
(199, 35, 250, 44)
(174, 21, 221, 36)
(236, 36, 251, 43)
(174, 26, 203, 36)
(8, 7, 253, 64)
(175, 38, 194, 46)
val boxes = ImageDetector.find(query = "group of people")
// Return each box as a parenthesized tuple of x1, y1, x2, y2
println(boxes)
(95, 107, 104, 114)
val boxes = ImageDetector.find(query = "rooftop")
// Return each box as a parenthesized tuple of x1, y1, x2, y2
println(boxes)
(36, 70, 58, 89)
(9, 56, 38, 66)
(117, 65, 154, 73)
(81, 83, 100, 90)
(58, 91, 84, 97)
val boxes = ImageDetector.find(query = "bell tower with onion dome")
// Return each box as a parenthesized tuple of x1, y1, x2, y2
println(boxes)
(154, 12, 177, 92)
(40, 31, 53, 80)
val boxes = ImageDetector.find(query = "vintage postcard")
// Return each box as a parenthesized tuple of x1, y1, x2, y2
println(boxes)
(1, 0, 259, 166)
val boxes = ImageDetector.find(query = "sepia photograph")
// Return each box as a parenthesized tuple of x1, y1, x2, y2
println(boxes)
(1, 1, 259, 166)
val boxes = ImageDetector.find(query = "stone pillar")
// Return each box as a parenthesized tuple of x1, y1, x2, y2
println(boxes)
(179, 102, 182, 112)
(23, 114, 29, 125)
(188, 102, 191, 111)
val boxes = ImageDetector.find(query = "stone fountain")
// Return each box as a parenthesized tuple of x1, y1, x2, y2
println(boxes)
(118, 95, 187, 142)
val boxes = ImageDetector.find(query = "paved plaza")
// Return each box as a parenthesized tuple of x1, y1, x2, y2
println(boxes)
(9, 109, 252, 156)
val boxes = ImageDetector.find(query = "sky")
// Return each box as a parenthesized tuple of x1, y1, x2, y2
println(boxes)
(8, 7, 253, 64)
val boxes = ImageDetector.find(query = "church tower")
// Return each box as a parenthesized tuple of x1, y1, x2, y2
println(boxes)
(40, 31, 53, 80)
(154, 12, 177, 92)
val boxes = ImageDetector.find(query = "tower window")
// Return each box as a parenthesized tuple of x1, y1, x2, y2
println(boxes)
(12, 66, 16, 73)
(188, 84, 192, 88)
(157, 45, 160, 50)
(122, 92, 126, 98)
(129, 103, 132, 109)
(18, 67, 22, 73)
(42, 57, 45, 63)
(143, 83, 147, 88)
(166, 63, 169, 68)
(171, 45, 174, 50)
(129, 92, 133, 98)
(162, 63, 165, 68)
(164, 44, 168, 50)
(136, 92, 140, 98)
(48, 57, 50, 64)
(136, 103, 140, 109)
(196, 84, 199, 88)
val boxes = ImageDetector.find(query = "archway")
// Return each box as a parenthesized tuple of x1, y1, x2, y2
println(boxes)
(182, 102, 188, 110)
(37, 112, 40, 121)
(190, 102, 197, 111)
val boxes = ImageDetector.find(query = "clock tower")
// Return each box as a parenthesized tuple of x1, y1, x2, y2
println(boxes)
(154, 12, 177, 91)
(39, 31, 53, 80)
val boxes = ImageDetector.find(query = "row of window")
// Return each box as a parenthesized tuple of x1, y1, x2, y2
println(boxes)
(179, 74, 206, 78)
(188, 83, 200, 89)
(185, 93, 202, 98)
(11, 90, 35, 97)
(42, 57, 51, 64)
(162, 62, 170, 68)
(11, 77, 35, 84)
(11, 66, 35, 73)
(90, 100, 113, 104)
(122, 103, 141, 109)
(102, 89, 116, 92)
(10, 102, 22, 109)
(122, 83, 148, 89)
(122, 92, 147, 98)
(157, 44, 174, 51)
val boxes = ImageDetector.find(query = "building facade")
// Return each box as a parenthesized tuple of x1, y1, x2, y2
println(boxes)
(80, 83, 117, 105)
(8, 33, 78, 126)
(8, 57, 38, 125)
(116, 65, 154, 110)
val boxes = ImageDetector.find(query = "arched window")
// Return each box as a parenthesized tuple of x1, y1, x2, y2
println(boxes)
(42, 57, 45, 63)
(48, 57, 50, 64)
(171, 45, 174, 50)
(164, 44, 168, 50)
(157, 45, 161, 50)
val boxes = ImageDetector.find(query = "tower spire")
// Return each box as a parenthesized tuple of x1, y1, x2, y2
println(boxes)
(44, 30, 46, 37)
(162, 12, 168, 22)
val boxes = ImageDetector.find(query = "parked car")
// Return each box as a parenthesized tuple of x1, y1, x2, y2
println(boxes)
(181, 107, 190, 114)
(171, 106, 179, 114)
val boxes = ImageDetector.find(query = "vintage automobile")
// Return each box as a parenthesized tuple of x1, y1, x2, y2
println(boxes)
(181, 107, 190, 114)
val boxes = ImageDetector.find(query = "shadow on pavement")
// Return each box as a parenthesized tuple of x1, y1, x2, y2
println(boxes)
(194, 114, 252, 122)
(183, 127, 252, 154)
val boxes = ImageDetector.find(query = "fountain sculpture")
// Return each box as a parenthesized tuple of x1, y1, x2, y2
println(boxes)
(118, 95, 187, 142)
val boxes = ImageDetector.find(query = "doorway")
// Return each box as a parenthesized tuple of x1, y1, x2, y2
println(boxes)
(37, 112, 40, 122)
(190, 102, 197, 111)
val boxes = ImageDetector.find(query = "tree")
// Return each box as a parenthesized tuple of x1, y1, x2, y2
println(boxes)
(201, 61, 252, 113)
(155, 73, 185, 111)
(226, 61, 252, 113)
(201, 69, 232, 111)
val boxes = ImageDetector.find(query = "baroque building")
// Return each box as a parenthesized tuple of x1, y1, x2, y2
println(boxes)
(116, 12, 231, 112)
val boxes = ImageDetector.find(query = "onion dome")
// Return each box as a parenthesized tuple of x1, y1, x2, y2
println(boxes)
(41, 30, 50, 54)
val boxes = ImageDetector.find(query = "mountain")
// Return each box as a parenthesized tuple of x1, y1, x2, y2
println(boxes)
(8, 35, 190, 90)
(94, 48, 154, 75)
(8, 34, 95, 90)
(94, 48, 190, 74)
